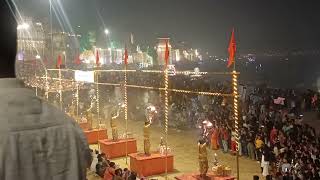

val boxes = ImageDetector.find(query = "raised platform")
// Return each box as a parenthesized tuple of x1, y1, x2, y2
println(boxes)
(99, 138, 137, 158)
(84, 129, 108, 144)
(129, 152, 174, 177)
(175, 172, 235, 180)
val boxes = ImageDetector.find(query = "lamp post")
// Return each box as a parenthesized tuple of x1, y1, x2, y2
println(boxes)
(104, 29, 112, 63)
(104, 29, 109, 36)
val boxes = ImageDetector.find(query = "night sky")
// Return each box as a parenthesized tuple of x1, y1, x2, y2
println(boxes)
(16, 0, 320, 55)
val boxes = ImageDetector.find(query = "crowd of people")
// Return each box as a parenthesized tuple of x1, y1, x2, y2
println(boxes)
(89, 149, 139, 180)
(20, 62, 320, 179)
(98, 72, 320, 179)
(206, 88, 320, 179)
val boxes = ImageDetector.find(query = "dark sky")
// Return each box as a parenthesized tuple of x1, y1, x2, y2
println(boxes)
(17, 0, 320, 55)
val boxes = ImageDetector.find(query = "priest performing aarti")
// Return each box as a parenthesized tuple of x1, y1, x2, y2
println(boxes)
(86, 110, 93, 130)
(143, 105, 157, 155)
(110, 102, 125, 141)
(198, 138, 209, 179)
(199, 119, 213, 143)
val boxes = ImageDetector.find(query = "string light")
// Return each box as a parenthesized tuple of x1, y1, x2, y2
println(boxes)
(232, 70, 239, 151)
(46, 68, 240, 75)
(45, 70, 49, 100)
(124, 66, 129, 165)
(76, 83, 79, 118)
(96, 72, 100, 122)
(164, 67, 169, 179)
(59, 69, 63, 110)
(95, 70, 101, 151)
(36, 75, 233, 97)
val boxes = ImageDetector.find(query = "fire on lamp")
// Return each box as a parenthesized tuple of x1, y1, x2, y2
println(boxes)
(199, 120, 213, 138)
(145, 105, 157, 123)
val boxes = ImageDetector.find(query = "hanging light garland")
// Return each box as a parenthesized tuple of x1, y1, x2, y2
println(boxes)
(124, 66, 129, 164)
(164, 67, 169, 179)
(47, 68, 239, 75)
(96, 72, 100, 123)
(76, 83, 79, 118)
(232, 70, 239, 150)
(58, 69, 63, 110)
(35, 75, 233, 97)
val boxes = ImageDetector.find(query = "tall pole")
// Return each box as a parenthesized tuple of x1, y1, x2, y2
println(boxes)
(59, 69, 62, 110)
(96, 70, 101, 151)
(44, 66, 49, 100)
(76, 83, 79, 119)
(232, 62, 240, 180)
(124, 64, 128, 165)
(230, 27, 240, 180)
(49, 0, 53, 65)
(96, 72, 100, 122)
(35, 60, 38, 97)
(164, 67, 169, 180)
(45, 74, 48, 100)
(64, 52, 67, 69)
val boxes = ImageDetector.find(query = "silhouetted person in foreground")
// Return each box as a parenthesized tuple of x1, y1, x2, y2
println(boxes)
(0, 1, 91, 180)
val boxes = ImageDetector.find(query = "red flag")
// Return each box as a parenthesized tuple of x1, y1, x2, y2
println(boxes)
(227, 28, 236, 68)
(96, 50, 100, 66)
(124, 48, 128, 65)
(57, 55, 62, 68)
(75, 55, 81, 65)
(165, 40, 170, 66)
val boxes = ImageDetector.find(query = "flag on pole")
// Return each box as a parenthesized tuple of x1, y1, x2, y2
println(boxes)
(124, 48, 128, 65)
(96, 50, 100, 66)
(227, 28, 236, 68)
(165, 40, 170, 66)
(57, 55, 62, 68)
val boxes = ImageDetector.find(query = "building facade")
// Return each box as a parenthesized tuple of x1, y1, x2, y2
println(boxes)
(17, 16, 45, 61)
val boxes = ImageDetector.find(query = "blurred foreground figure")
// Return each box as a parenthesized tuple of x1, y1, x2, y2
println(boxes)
(0, 2, 91, 180)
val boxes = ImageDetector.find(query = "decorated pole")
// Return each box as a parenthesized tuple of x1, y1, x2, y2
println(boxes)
(35, 82, 38, 97)
(34, 60, 38, 97)
(232, 70, 240, 180)
(164, 40, 170, 179)
(76, 83, 79, 119)
(59, 70, 62, 110)
(227, 28, 240, 180)
(57, 55, 63, 110)
(96, 73, 100, 123)
(45, 70, 49, 100)
(124, 48, 129, 164)
(96, 50, 101, 150)
(59, 69, 62, 110)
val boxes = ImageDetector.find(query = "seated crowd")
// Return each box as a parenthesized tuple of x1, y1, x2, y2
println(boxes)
(89, 149, 138, 180)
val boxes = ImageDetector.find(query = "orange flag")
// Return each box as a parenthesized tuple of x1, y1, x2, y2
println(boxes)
(96, 50, 100, 66)
(165, 40, 170, 66)
(57, 55, 62, 68)
(227, 28, 236, 68)
(124, 48, 128, 65)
